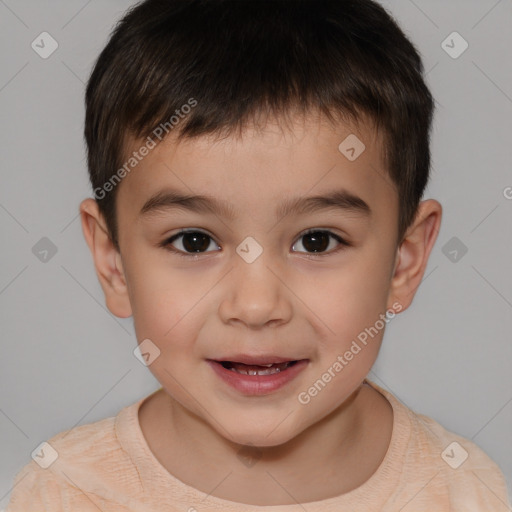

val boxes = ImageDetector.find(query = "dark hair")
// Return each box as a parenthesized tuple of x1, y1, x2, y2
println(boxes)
(84, 0, 435, 251)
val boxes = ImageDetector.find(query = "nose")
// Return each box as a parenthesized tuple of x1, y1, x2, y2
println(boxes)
(218, 253, 293, 329)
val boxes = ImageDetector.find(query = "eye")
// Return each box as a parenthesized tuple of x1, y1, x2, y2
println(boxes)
(160, 228, 350, 258)
(291, 229, 349, 255)
(161, 230, 220, 256)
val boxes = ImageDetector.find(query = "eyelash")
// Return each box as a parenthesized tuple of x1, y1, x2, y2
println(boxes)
(159, 228, 351, 259)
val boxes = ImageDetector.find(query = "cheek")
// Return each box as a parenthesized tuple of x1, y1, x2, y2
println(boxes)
(307, 249, 393, 347)
(123, 256, 205, 344)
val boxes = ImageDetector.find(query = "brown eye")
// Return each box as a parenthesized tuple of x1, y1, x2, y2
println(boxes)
(292, 230, 348, 254)
(160, 228, 349, 258)
(163, 230, 220, 254)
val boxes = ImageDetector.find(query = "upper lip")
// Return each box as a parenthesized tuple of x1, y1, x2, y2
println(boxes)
(210, 355, 306, 365)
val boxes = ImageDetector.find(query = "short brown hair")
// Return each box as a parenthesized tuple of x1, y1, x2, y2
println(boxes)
(84, 0, 435, 251)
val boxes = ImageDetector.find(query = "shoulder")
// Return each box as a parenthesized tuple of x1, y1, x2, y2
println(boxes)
(6, 402, 143, 511)
(408, 409, 510, 509)
(408, 405, 505, 477)
(367, 380, 511, 510)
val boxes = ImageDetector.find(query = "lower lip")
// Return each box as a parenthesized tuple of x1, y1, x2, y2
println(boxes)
(207, 359, 309, 395)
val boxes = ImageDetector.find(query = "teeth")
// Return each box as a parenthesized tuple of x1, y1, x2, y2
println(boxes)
(229, 362, 291, 376)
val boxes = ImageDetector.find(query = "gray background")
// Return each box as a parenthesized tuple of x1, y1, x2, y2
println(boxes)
(1, 0, 511, 507)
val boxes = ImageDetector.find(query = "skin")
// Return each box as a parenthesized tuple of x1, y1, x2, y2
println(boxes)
(80, 111, 442, 506)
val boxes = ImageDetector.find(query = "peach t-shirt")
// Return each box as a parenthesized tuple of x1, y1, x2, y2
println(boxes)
(6, 380, 511, 511)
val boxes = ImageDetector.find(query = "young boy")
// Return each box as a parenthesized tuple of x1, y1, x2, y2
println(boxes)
(6, 0, 510, 510)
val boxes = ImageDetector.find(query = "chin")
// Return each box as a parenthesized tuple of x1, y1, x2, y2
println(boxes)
(221, 419, 304, 449)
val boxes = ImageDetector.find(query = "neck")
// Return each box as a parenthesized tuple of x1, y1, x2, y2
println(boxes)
(139, 381, 393, 506)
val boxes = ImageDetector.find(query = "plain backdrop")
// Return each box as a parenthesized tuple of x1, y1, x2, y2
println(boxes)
(1, 0, 511, 507)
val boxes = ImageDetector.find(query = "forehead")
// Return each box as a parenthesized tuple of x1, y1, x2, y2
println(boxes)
(117, 113, 395, 224)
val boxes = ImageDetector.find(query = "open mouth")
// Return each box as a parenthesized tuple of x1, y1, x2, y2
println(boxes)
(208, 358, 309, 394)
(219, 360, 299, 376)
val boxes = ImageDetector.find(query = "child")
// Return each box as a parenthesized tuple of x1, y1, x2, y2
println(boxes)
(6, 0, 511, 510)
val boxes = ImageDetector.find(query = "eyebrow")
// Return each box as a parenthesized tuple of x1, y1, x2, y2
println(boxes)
(139, 188, 371, 220)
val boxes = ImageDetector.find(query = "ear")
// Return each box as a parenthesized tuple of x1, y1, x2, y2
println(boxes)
(79, 198, 132, 318)
(386, 199, 442, 312)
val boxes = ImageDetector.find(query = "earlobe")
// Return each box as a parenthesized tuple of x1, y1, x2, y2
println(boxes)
(79, 198, 133, 318)
(387, 199, 442, 312)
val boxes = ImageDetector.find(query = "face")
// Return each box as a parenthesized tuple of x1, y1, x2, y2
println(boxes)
(113, 113, 401, 446)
